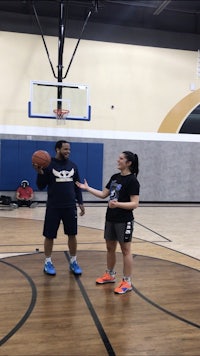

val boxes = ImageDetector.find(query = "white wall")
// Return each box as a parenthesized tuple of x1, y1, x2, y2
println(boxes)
(0, 31, 200, 140)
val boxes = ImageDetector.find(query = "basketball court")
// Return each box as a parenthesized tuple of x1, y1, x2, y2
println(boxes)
(0, 2, 200, 355)
(0, 203, 200, 355)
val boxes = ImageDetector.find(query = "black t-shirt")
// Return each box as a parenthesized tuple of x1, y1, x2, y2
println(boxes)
(36, 158, 83, 208)
(105, 173, 140, 223)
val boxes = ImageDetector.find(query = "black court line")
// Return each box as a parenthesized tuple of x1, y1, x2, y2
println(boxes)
(132, 255, 200, 329)
(134, 236, 200, 264)
(64, 251, 116, 356)
(133, 237, 170, 244)
(0, 242, 105, 247)
(132, 283, 200, 329)
(0, 260, 37, 346)
(135, 220, 171, 242)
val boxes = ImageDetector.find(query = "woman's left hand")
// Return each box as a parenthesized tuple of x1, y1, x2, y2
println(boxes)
(108, 200, 118, 209)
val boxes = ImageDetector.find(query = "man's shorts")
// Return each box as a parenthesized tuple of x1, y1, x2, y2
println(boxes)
(104, 220, 133, 243)
(43, 206, 77, 239)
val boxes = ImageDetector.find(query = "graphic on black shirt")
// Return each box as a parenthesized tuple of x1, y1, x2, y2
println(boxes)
(52, 168, 74, 182)
(36, 158, 83, 208)
(110, 180, 122, 201)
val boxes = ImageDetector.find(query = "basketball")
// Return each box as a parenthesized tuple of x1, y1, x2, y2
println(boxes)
(32, 150, 51, 168)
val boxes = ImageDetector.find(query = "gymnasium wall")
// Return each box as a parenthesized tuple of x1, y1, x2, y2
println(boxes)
(0, 139, 103, 199)
(1, 135, 199, 203)
(66, 136, 200, 203)
(0, 31, 199, 136)
(1, 26, 200, 202)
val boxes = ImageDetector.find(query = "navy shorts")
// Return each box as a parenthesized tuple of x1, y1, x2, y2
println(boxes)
(43, 206, 78, 239)
(104, 221, 133, 243)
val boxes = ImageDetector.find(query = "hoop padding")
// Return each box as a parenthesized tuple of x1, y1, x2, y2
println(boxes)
(53, 109, 70, 120)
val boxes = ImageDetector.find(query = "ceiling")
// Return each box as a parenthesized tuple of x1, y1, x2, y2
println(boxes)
(1, 0, 200, 36)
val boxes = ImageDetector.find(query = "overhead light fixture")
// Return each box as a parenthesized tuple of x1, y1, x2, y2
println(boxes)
(153, 0, 171, 15)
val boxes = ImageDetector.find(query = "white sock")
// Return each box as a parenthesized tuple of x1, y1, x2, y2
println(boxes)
(45, 257, 52, 264)
(123, 276, 131, 284)
(70, 256, 77, 263)
(107, 269, 116, 276)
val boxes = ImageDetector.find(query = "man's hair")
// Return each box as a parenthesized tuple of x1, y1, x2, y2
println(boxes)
(55, 140, 69, 151)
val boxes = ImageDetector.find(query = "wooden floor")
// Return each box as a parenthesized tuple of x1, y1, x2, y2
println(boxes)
(0, 204, 200, 356)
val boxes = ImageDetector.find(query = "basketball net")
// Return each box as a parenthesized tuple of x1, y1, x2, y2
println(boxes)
(53, 109, 70, 125)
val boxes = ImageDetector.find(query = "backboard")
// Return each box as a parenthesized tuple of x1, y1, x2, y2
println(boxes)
(28, 80, 91, 121)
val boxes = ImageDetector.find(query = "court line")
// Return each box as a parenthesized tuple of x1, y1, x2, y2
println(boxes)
(135, 237, 200, 266)
(64, 251, 116, 356)
(132, 255, 200, 329)
(0, 260, 37, 346)
(133, 283, 200, 329)
(0, 242, 105, 247)
(135, 220, 171, 242)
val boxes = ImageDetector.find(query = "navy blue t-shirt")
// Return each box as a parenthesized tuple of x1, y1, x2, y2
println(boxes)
(105, 173, 140, 223)
(36, 158, 83, 208)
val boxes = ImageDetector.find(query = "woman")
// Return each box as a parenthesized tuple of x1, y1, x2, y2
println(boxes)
(76, 151, 140, 294)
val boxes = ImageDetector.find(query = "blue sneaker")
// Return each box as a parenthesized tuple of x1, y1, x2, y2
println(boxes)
(44, 261, 56, 275)
(70, 261, 82, 275)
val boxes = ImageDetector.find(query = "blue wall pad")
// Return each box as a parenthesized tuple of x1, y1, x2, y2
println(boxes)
(0, 140, 103, 191)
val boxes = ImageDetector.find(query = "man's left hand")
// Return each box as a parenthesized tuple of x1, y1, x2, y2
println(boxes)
(79, 204, 85, 216)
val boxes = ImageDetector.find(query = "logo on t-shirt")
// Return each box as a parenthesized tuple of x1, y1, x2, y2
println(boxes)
(52, 168, 74, 182)
(110, 180, 122, 200)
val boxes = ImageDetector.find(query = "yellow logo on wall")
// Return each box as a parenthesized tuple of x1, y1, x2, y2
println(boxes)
(158, 89, 200, 134)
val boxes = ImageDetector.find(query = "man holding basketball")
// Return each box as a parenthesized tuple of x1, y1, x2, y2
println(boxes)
(33, 140, 85, 276)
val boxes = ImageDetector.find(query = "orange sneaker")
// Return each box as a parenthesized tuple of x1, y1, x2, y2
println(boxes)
(114, 280, 132, 294)
(96, 271, 116, 284)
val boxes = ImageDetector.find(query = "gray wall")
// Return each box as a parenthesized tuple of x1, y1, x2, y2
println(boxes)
(84, 138, 200, 203)
(1, 134, 199, 202)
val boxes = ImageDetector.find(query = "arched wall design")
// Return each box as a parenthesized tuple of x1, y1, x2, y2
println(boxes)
(158, 89, 200, 133)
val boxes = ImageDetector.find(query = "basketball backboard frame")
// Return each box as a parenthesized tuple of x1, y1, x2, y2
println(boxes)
(28, 80, 91, 121)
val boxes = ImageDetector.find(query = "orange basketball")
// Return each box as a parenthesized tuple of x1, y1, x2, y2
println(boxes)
(32, 150, 51, 168)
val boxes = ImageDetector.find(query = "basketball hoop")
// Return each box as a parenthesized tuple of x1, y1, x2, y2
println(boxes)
(53, 109, 70, 125)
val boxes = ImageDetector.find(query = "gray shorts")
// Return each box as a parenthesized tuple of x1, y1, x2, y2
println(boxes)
(104, 221, 133, 243)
